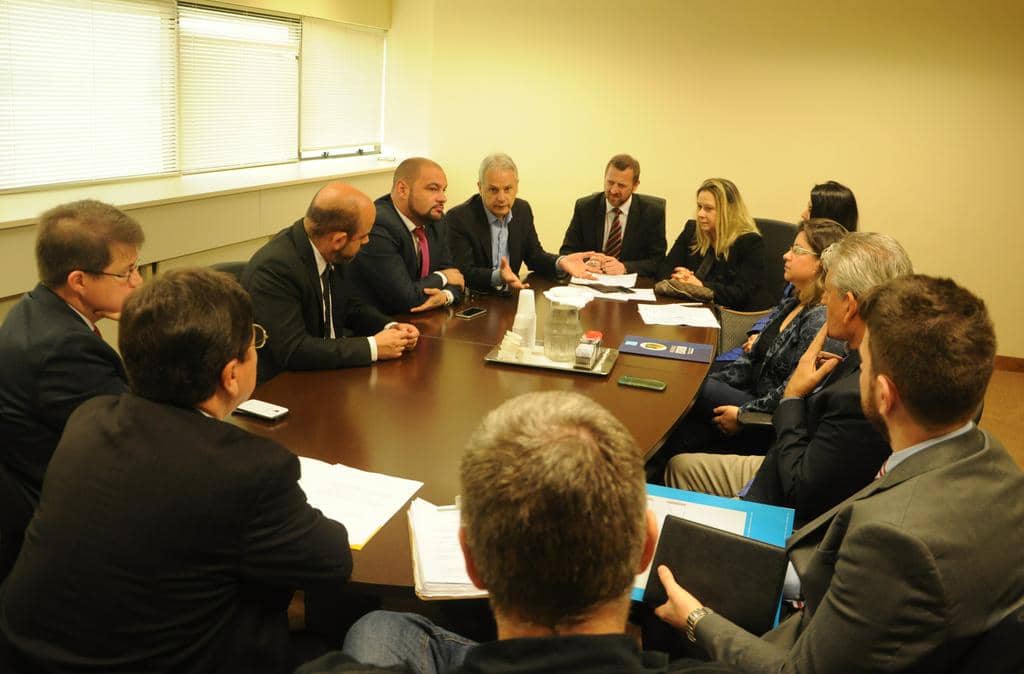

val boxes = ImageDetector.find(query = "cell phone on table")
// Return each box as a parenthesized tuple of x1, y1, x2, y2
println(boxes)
(617, 375, 667, 391)
(455, 306, 487, 320)
(234, 399, 289, 421)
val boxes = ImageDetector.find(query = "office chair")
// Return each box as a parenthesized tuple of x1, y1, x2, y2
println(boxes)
(752, 218, 798, 310)
(209, 261, 247, 281)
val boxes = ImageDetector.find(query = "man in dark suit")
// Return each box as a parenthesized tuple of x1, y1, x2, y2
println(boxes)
(559, 153, 667, 277)
(0, 268, 353, 674)
(242, 181, 419, 383)
(350, 158, 465, 313)
(448, 153, 594, 293)
(666, 232, 912, 525)
(656, 275, 1024, 673)
(0, 200, 144, 576)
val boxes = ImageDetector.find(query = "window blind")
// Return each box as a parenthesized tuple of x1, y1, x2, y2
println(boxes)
(178, 3, 300, 173)
(299, 17, 385, 157)
(0, 0, 178, 191)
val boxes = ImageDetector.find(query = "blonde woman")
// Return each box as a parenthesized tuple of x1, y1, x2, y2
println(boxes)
(658, 178, 766, 310)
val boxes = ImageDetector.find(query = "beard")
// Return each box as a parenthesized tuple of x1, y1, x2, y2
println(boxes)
(860, 378, 891, 443)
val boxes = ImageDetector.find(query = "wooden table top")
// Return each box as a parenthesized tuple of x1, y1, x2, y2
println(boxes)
(230, 279, 716, 586)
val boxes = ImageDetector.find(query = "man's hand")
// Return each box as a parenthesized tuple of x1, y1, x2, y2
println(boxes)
(440, 268, 465, 290)
(499, 256, 529, 289)
(742, 333, 759, 353)
(653, 565, 704, 631)
(411, 287, 448, 313)
(584, 253, 607, 272)
(601, 257, 626, 275)
(712, 405, 741, 435)
(559, 251, 598, 280)
(670, 267, 702, 286)
(391, 322, 419, 351)
(784, 324, 843, 398)
(373, 326, 416, 359)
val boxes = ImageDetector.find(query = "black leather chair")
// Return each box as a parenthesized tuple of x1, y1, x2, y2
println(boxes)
(953, 604, 1024, 673)
(209, 260, 247, 281)
(753, 218, 798, 310)
(0, 462, 35, 582)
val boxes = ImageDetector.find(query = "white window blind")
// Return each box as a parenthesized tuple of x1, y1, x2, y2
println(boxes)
(0, 0, 178, 191)
(178, 4, 300, 173)
(300, 17, 385, 157)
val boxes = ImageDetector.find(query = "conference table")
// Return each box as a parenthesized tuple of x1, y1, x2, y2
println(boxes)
(230, 278, 717, 588)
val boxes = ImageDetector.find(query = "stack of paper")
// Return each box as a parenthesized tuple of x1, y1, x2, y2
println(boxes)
(637, 303, 720, 327)
(571, 273, 657, 302)
(408, 498, 487, 600)
(298, 456, 423, 550)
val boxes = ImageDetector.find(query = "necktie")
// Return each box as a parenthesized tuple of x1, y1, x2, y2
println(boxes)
(875, 460, 888, 480)
(92, 324, 102, 339)
(605, 208, 623, 258)
(413, 226, 430, 278)
(321, 266, 333, 338)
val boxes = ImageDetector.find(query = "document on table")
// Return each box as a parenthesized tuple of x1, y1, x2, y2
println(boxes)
(571, 272, 638, 288)
(298, 456, 423, 550)
(583, 287, 657, 302)
(408, 498, 487, 600)
(637, 303, 720, 327)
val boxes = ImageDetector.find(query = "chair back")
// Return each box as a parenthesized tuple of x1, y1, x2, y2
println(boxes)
(753, 219, 798, 310)
(953, 604, 1024, 673)
(717, 307, 773, 356)
(210, 261, 247, 281)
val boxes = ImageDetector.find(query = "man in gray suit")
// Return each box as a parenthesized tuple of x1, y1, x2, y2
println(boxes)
(655, 275, 1024, 673)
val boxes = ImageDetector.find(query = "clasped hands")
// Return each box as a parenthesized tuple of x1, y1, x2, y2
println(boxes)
(373, 323, 419, 359)
(670, 267, 704, 287)
(411, 268, 466, 313)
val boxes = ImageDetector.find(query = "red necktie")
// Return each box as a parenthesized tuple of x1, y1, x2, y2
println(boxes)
(93, 324, 102, 338)
(413, 226, 430, 278)
(605, 208, 623, 258)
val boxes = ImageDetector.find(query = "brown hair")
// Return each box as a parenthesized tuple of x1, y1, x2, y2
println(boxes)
(605, 154, 640, 182)
(859, 275, 994, 429)
(36, 200, 145, 288)
(797, 218, 848, 305)
(460, 392, 646, 629)
(120, 268, 253, 408)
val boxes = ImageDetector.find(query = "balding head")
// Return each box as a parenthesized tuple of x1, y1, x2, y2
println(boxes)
(304, 181, 374, 239)
(391, 157, 442, 190)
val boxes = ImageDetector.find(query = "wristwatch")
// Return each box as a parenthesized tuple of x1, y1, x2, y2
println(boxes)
(686, 606, 714, 643)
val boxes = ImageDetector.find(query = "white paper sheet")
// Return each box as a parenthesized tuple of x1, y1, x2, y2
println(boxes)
(298, 456, 423, 550)
(637, 303, 720, 327)
(408, 498, 487, 599)
(571, 272, 639, 288)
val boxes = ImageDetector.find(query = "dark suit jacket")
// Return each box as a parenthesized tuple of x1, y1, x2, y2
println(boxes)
(559, 192, 667, 277)
(0, 393, 352, 674)
(0, 284, 127, 502)
(743, 352, 890, 525)
(241, 220, 392, 382)
(446, 194, 558, 292)
(349, 195, 464, 313)
(697, 426, 1024, 674)
(657, 221, 768, 310)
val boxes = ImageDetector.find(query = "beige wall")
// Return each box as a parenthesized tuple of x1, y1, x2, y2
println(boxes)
(409, 0, 1024, 356)
(216, 0, 391, 28)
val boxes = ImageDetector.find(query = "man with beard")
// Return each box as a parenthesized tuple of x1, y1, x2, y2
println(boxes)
(559, 153, 666, 277)
(242, 182, 419, 383)
(666, 232, 911, 525)
(655, 275, 1024, 673)
(349, 158, 465, 313)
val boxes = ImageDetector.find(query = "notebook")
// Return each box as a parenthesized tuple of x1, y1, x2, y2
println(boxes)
(643, 514, 788, 636)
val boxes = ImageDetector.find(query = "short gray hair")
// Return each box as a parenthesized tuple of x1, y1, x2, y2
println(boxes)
(460, 391, 646, 629)
(478, 153, 518, 184)
(820, 231, 913, 299)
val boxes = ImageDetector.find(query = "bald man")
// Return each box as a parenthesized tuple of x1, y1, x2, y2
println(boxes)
(350, 158, 465, 313)
(241, 182, 419, 383)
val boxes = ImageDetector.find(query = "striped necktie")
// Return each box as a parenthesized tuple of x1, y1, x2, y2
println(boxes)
(605, 208, 623, 258)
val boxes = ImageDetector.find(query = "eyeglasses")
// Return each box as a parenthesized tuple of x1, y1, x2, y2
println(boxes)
(788, 244, 818, 257)
(253, 324, 268, 350)
(84, 262, 142, 282)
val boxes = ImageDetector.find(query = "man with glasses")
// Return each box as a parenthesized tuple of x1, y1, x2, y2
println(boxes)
(0, 199, 144, 577)
(0, 268, 353, 674)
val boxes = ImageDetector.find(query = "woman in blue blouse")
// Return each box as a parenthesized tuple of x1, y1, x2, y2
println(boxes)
(659, 219, 849, 462)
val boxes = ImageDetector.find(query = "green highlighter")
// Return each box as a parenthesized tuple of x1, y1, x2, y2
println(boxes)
(617, 375, 667, 391)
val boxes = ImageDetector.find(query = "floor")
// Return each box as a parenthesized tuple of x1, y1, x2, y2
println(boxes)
(980, 369, 1024, 469)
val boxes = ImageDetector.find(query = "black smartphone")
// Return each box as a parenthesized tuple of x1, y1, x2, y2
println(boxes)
(455, 306, 487, 320)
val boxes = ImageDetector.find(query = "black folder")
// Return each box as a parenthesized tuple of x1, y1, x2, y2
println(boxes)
(643, 515, 788, 636)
